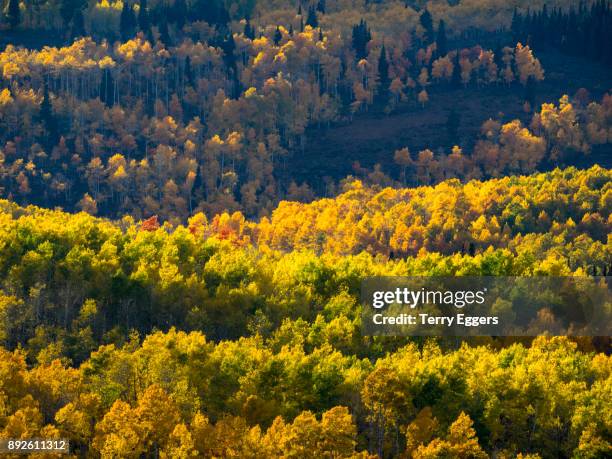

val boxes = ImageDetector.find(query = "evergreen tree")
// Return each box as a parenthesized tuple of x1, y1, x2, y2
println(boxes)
(40, 82, 59, 146)
(7, 0, 21, 29)
(184, 56, 194, 86)
(192, 165, 203, 200)
(172, 0, 187, 30)
(222, 33, 237, 72)
(230, 70, 241, 100)
(138, 0, 151, 34)
(317, 0, 326, 14)
(60, 0, 80, 29)
(216, 1, 230, 27)
(511, 8, 521, 42)
(436, 19, 447, 57)
(120, 1, 137, 41)
(306, 6, 318, 28)
(452, 51, 461, 88)
(273, 26, 282, 46)
(244, 18, 255, 40)
(69, 7, 86, 39)
(377, 44, 390, 101)
(191, 0, 224, 27)
(538, 4, 549, 46)
(352, 19, 371, 60)
(493, 42, 503, 70)
(509, 2, 612, 64)
(420, 8, 434, 43)
(158, 17, 172, 46)
(99, 68, 115, 108)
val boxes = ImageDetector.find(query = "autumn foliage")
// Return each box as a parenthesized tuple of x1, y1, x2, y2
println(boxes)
(1, 1, 611, 458)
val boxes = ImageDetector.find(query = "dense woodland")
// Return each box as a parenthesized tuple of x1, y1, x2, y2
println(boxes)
(0, 166, 611, 457)
(0, 166, 611, 348)
(0, 1, 611, 458)
(0, 0, 580, 220)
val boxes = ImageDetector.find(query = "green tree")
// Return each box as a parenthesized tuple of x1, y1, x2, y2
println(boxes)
(436, 19, 448, 57)
(59, 0, 81, 29)
(120, 1, 137, 41)
(306, 5, 318, 28)
(377, 44, 390, 102)
(452, 51, 462, 87)
(138, 0, 150, 34)
(7, 0, 21, 29)
(40, 82, 59, 146)
(70, 7, 85, 39)
(172, 0, 187, 30)
(273, 26, 282, 46)
(420, 8, 434, 43)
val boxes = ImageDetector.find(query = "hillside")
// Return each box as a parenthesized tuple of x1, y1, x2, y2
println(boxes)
(0, 167, 610, 457)
(0, 166, 609, 346)
(0, 1, 610, 458)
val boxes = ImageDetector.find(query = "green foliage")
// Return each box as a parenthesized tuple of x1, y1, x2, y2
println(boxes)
(0, 166, 609, 355)
(0, 167, 608, 456)
(0, 333, 609, 457)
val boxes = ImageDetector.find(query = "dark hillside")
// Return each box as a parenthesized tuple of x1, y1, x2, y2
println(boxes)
(290, 48, 612, 191)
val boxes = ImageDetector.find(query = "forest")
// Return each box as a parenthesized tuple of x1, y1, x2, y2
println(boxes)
(0, 0, 611, 458)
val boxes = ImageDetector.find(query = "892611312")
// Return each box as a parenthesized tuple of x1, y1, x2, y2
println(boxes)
(0, 439, 69, 455)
